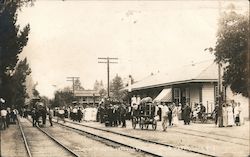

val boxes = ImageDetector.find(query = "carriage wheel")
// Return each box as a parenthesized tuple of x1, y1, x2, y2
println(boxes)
(192, 116, 196, 123)
(202, 114, 207, 123)
(152, 119, 157, 130)
(132, 117, 137, 129)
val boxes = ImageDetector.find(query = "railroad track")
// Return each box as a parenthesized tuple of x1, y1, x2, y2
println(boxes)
(64, 119, 249, 146)
(172, 126, 249, 140)
(24, 117, 154, 157)
(53, 119, 215, 157)
(169, 127, 249, 146)
(17, 117, 80, 157)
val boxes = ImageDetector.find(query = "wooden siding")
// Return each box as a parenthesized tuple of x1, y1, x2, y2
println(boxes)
(190, 86, 200, 109)
(202, 83, 215, 113)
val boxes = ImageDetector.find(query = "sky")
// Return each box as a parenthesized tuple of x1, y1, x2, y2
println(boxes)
(17, 0, 248, 98)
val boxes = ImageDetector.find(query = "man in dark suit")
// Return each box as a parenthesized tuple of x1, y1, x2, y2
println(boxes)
(183, 104, 192, 125)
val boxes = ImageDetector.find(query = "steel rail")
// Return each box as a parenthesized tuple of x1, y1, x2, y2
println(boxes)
(65, 119, 248, 147)
(171, 127, 249, 140)
(55, 120, 216, 157)
(54, 121, 162, 157)
(25, 118, 80, 157)
(35, 126, 80, 157)
(168, 128, 248, 146)
(17, 117, 32, 157)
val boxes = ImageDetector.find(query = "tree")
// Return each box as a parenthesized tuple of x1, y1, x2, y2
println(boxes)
(93, 80, 107, 97)
(52, 87, 73, 107)
(11, 58, 31, 109)
(208, 7, 249, 97)
(110, 74, 128, 101)
(93, 80, 100, 91)
(99, 88, 107, 97)
(0, 1, 32, 107)
(74, 79, 84, 91)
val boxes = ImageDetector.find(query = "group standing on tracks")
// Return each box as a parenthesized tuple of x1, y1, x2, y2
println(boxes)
(0, 95, 245, 132)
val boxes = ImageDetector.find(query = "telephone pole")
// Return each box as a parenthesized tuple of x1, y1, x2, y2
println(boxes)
(217, 63, 224, 127)
(98, 57, 118, 98)
(66, 77, 80, 98)
(217, 0, 224, 128)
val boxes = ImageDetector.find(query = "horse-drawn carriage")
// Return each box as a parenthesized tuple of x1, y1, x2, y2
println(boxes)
(30, 98, 47, 127)
(131, 97, 157, 130)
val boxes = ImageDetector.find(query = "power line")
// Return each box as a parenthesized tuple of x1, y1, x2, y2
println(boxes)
(66, 77, 80, 97)
(98, 57, 118, 98)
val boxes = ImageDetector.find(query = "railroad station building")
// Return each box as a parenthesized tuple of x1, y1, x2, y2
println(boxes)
(127, 61, 249, 119)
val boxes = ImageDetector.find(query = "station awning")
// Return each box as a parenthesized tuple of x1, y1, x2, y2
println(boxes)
(154, 88, 172, 102)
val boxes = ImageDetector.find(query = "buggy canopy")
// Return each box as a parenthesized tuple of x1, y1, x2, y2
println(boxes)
(140, 97, 153, 104)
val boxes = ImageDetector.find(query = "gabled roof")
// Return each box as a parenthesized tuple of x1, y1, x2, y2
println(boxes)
(74, 90, 100, 97)
(129, 60, 218, 91)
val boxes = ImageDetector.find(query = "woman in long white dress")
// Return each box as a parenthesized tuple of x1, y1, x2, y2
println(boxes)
(239, 103, 243, 125)
(172, 105, 179, 126)
(227, 104, 234, 126)
(222, 104, 228, 127)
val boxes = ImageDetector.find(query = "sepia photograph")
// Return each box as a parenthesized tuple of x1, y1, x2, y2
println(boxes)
(0, 0, 249, 156)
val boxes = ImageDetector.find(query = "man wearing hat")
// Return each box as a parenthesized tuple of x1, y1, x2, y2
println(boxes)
(162, 102, 169, 131)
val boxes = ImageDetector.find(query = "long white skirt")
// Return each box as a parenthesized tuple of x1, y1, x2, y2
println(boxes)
(172, 116, 179, 126)
(227, 112, 234, 126)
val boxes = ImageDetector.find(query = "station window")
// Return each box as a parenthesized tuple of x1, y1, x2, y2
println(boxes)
(174, 88, 181, 103)
(185, 88, 190, 104)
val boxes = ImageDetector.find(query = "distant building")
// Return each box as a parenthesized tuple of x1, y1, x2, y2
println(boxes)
(125, 61, 249, 119)
(74, 90, 101, 107)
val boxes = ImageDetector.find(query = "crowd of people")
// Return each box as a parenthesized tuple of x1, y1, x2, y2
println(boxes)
(97, 100, 127, 128)
(159, 102, 182, 128)
(0, 106, 18, 130)
(0, 97, 245, 131)
(191, 103, 206, 122)
(156, 100, 244, 130)
(22, 104, 97, 128)
(53, 106, 86, 123)
(217, 102, 243, 127)
(18, 102, 91, 127)
(159, 102, 193, 131)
